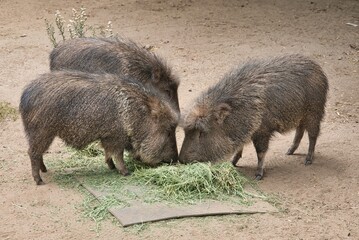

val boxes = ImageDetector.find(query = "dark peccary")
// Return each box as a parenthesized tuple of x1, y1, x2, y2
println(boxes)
(20, 71, 179, 185)
(49, 37, 180, 110)
(179, 55, 329, 180)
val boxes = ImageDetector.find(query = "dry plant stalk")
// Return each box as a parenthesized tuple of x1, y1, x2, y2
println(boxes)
(45, 7, 114, 47)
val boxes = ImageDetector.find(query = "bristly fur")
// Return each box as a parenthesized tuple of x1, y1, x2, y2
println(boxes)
(49, 36, 180, 110)
(20, 71, 179, 185)
(180, 54, 329, 179)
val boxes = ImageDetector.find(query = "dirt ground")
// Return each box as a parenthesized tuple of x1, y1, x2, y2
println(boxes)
(1, 0, 358, 239)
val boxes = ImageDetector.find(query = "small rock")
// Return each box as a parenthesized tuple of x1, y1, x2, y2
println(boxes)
(20, 34, 27, 37)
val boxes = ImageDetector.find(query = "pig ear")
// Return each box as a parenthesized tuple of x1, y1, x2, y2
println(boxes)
(214, 103, 231, 124)
(183, 106, 210, 132)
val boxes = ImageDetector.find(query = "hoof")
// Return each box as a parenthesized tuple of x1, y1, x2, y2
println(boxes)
(36, 179, 45, 185)
(286, 149, 294, 155)
(254, 174, 263, 180)
(305, 160, 312, 165)
(119, 169, 131, 176)
(231, 158, 240, 167)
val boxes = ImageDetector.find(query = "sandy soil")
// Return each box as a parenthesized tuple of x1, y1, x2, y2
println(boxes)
(1, 0, 358, 239)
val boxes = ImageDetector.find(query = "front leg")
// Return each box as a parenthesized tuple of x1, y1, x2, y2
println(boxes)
(104, 151, 116, 170)
(231, 146, 243, 166)
(101, 138, 129, 175)
(113, 148, 130, 176)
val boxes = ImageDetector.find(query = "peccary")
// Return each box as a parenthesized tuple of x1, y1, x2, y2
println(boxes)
(20, 71, 179, 185)
(50, 37, 180, 110)
(179, 55, 329, 180)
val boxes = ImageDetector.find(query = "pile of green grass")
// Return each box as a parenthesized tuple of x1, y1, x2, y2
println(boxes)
(50, 147, 257, 204)
(47, 145, 267, 229)
(0, 101, 17, 122)
(131, 162, 251, 203)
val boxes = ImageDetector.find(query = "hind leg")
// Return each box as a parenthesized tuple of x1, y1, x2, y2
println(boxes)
(27, 134, 55, 185)
(305, 120, 321, 165)
(252, 134, 271, 180)
(286, 123, 305, 155)
(29, 152, 44, 185)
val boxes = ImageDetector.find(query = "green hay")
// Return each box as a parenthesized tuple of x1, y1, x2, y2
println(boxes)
(47, 146, 269, 229)
(0, 101, 17, 122)
(80, 193, 128, 232)
(131, 162, 252, 204)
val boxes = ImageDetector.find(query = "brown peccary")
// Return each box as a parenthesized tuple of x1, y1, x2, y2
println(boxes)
(49, 37, 180, 111)
(179, 55, 329, 180)
(19, 71, 179, 185)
